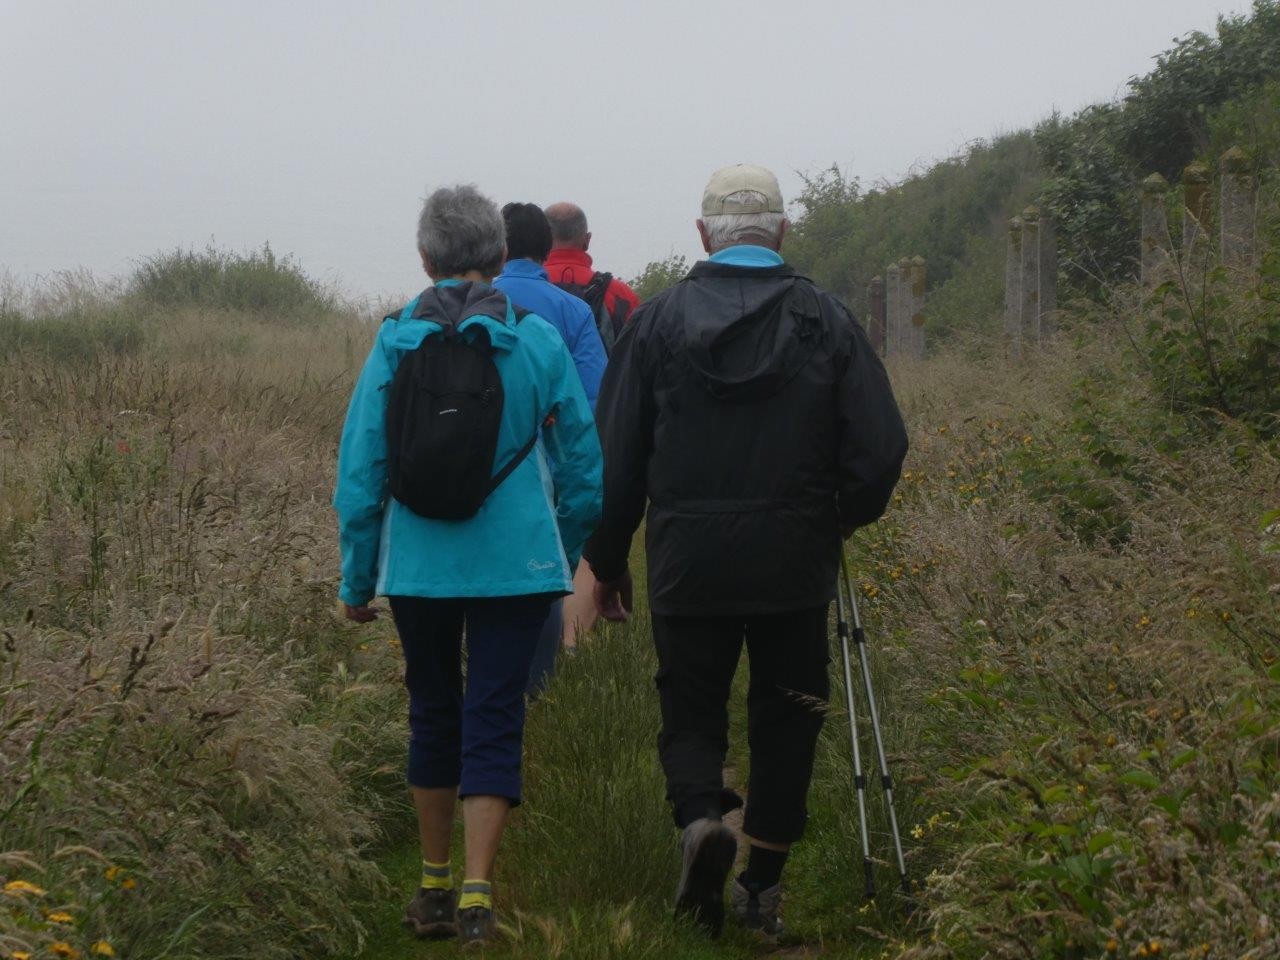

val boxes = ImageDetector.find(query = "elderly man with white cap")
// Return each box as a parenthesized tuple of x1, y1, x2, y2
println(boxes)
(582, 164, 908, 939)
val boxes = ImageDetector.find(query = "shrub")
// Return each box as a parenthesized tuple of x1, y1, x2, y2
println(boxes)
(128, 244, 336, 317)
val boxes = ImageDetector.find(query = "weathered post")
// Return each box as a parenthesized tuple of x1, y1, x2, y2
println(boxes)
(1020, 206, 1041, 345)
(1182, 161, 1212, 269)
(1037, 214, 1057, 336)
(1140, 173, 1171, 288)
(897, 257, 911, 358)
(1005, 216, 1023, 359)
(884, 262, 901, 357)
(1220, 146, 1257, 280)
(866, 276, 887, 355)
(910, 256, 927, 360)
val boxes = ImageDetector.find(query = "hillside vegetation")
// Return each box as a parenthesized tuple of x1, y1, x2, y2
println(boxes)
(625, 1, 1280, 339)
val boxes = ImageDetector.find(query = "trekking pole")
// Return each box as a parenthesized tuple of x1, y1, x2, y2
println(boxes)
(840, 551, 912, 899)
(833, 566, 876, 901)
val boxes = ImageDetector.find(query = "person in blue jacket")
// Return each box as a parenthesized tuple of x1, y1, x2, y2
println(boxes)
(493, 202, 607, 695)
(333, 184, 602, 946)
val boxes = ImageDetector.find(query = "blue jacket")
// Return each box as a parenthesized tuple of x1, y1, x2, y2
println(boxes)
(494, 259, 607, 407)
(333, 280, 603, 605)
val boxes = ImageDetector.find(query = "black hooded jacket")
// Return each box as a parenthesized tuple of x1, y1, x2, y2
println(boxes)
(583, 260, 908, 616)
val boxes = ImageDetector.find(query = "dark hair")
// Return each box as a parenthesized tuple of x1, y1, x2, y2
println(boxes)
(501, 202, 553, 263)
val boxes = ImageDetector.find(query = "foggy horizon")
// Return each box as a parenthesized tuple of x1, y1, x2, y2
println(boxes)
(1, 0, 1251, 302)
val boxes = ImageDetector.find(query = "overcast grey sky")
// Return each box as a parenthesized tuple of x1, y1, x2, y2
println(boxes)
(0, 0, 1251, 301)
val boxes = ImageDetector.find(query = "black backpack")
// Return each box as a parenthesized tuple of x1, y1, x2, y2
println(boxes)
(386, 306, 541, 521)
(554, 271, 626, 354)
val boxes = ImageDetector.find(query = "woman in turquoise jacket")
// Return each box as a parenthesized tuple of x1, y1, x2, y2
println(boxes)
(333, 184, 602, 946)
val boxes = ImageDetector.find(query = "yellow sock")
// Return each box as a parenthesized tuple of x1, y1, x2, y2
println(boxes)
(457, 879, 492, 911)
(419, 860, 452, 892)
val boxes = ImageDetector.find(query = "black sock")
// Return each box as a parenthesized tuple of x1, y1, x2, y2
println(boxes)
(740, 845, 788, 889)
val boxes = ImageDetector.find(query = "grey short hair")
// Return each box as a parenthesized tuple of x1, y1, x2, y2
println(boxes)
(416, 185, 506, 277)
(701, 191, 785, 248)
(546, 205, 589, 244)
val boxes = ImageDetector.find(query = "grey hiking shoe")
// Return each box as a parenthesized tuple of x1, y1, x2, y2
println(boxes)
(402, 887, 457, 939)
(730, 878, 784, 939)
(674, 817, 738, 937)
(458, 905, 496, 948)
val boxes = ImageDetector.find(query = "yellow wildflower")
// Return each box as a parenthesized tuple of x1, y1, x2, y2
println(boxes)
(1148, 943, 1162, 955)
(3, 879, 46, 897)
(1114, 916, 1126, 929)
(13, 953, 33, 960)
(1106, 733, 1118, 747)
(104, 866, 123, 882)
(1076, 783, 1087, 796)
(1137, 946, 1149, 958)
(1137, 615, 1151, 629)
(92, 943, 116, 957)
(121, 877, 137, 890)
(1105, 940, 1118, 954)
(50, 944, 82, 959)
(911, 824, 925, 840)
(1220, 611, 1232, 623)
(46, 910, 75, 923)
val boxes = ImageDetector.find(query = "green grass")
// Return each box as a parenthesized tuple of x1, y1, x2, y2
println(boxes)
(334, 607, 915, 959)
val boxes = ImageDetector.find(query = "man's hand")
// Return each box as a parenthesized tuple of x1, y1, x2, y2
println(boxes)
(341, 602, 379, 623)
(593, 569, 634, 622)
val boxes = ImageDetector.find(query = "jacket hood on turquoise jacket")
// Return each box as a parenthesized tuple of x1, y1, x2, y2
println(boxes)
(333, 280, 603, 605)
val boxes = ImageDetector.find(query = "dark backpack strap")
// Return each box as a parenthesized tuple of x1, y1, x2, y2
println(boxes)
(484, 427, 539, 496)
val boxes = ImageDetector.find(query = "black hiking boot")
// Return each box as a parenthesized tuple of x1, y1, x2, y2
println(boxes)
(674, 817, 738, 938)
(401, 887, 457, 939)
(730, 877, 785, 940)
(458, 905, 496, 949)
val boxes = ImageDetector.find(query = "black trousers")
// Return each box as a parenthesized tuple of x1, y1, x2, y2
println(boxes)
(651, 606, 830, 845)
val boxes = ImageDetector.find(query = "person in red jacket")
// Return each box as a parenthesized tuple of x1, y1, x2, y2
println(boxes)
(543, 201, 639, 647)
(543, 202, 640, 329)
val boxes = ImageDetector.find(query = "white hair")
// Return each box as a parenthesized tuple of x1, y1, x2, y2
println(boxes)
(417, 184, 505, 277)
(701, 192, 785, 248)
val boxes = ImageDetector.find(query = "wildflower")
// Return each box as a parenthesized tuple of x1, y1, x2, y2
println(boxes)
(1185, 607, 1199, 619)
(911, 824, 925, 839)
(104, 866, 123, 882)
(46, 910, 75, 923)
(121, 878, 137, 890)
(889, 567, 902, 580)
(1137, 615, 1151, 629)
(1106, 733, 1118, 747)
(937, 425, 949, 435)
(13, 953, 33, 960)
(50, 944, 81, 959)
(92, 943, 116, 957)
(1148, 942, 1161, 955)
(1220, 611, 1232, 623)
(3, 879, 46, 897)
(1076, 783, 1087, 796)
(1137, 946, 1149, 958)
(1105, 940, 1118, 954)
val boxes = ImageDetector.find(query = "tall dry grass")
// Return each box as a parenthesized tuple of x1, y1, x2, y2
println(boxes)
(2, 262, 1277, 959)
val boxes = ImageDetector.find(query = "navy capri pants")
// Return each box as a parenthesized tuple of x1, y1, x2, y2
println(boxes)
(389, 594, 552, 805)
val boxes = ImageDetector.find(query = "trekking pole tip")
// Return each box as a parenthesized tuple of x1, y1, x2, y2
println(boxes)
(862, 859, 876, 901)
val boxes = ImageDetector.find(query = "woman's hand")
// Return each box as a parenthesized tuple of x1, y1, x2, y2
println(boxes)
(342, 602, 379, 623)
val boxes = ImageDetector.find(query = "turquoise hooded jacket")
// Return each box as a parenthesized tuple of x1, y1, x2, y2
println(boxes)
(333, 280, 603, 606)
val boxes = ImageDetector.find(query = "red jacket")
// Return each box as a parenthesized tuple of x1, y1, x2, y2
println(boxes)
(543, 248, 639, 323)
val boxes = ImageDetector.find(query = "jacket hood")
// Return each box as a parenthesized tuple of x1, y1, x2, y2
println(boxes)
(680, 261, 824, 401)
(412, 281, 508, 327)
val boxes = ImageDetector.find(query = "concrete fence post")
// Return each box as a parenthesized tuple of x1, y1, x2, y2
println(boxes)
(1019, 206, 1041, 347)
(884, 262, 901, 357)
(866, 276, 886, 355)
(1182, 161, 1212, 269)
(1037, 214, 1057, 337)
(897, 257, 912, 358)
(910, 255, 927, 360)
(1140, 173, 1171, 288)
(1220, 146, 1257, 280)
(1005, 216, 1023, 359)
